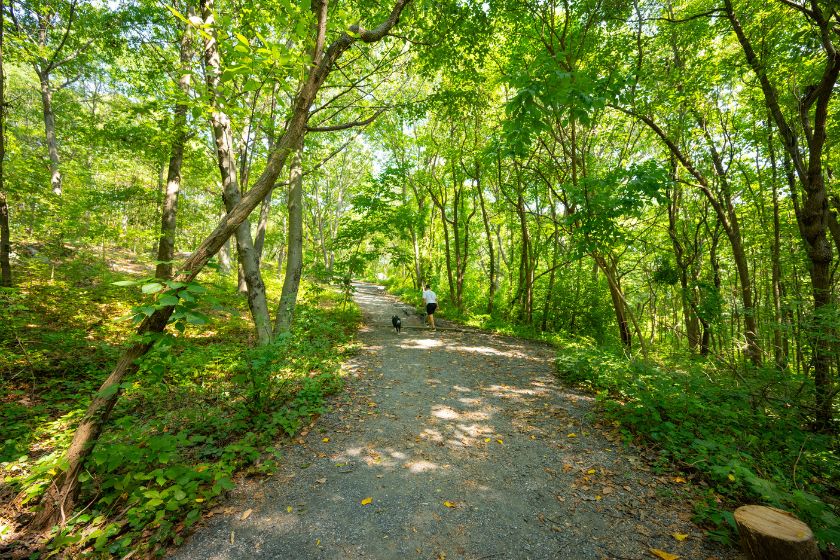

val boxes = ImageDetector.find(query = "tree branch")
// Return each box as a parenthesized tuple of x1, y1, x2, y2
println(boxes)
(44, 0, 78, 73)
(306, 107, 387, 132)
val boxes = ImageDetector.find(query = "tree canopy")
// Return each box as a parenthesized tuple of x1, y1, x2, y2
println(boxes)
(1, 0, 838, 555)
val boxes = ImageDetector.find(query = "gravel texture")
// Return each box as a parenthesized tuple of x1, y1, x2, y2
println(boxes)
(169, 282, 741, 560)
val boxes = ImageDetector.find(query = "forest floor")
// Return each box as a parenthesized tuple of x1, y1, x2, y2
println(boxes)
(168, 282, 741, 560)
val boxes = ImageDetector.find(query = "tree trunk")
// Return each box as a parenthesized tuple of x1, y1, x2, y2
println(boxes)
(201, 0, 272, 344)
(0, 7, 10, 288)
(595, 254, 631, 348)
(516, 189, 532, 322)
(542, 221, 559, 332)
(36, 68, 62, 196)
(29, 0, 413, 528)
(253, 191, 271, 265)
(0, 190, 9, 287)
(274, 144, 304, 334)
(768, 120, 787, 370)
(734, 505, 820, 560)
(477, 167, 495, 315)
(155, 18, 193, 280)
(218, 207, 231, 274)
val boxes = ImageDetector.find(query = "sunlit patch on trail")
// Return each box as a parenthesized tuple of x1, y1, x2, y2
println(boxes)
(400, 338, 444, 349)
(431, 405, 459, 420)
(405, 460, 438, 473)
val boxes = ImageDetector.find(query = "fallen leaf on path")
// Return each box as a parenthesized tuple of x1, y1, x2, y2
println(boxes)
(286, 506, 293, 513)
(443, 501, 456, 508)
(587, 469, 596, 474)
(673, 476, 686, 483)
(671, 533, 688, 541)
(649, 548, 680, 560)
(567, 433, 577, 438)
(229, 531, 235, 544)
(240, 509, 252, 520)
(322, 437, 330, 443)
(361, 497, 373, 505)
(496, 439, 503, 444)
(484, 438, 491, 442)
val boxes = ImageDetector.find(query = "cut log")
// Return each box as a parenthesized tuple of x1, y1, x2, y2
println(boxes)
(735, 505, 820, 560)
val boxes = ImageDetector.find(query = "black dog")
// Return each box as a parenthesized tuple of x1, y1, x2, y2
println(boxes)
(391, 315, 402, 334)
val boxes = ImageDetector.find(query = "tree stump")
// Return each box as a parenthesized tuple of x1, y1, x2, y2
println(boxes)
(735, 505, 820, 560)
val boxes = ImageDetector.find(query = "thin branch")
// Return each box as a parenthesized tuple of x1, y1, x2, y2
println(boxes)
(306, 107, 387, 132)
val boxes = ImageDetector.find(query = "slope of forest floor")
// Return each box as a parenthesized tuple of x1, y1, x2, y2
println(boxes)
(0, 247, 361, 558)
(169, 282, 739, 560)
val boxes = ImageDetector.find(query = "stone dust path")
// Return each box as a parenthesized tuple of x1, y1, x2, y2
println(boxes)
(170, 283, 739, 560)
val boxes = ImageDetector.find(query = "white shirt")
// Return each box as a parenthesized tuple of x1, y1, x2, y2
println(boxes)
(422, 289, 437, 304)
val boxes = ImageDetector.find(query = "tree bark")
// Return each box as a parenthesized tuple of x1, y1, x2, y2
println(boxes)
(253, 192, 272, 265)
(29, 0, 414, 528)
(0, 190, 9, 287)
(155, 16, 193, 280)
(36, 68, 62, 196)
(477, 163, 495, 315)
(0, 3, 10, 288)
(274, 144, 304, 334)
(217, 207, 231, 274)
(735, 505, 820, 560)
(201, 0, 272, 344)
(768, 119, 787, 369)
(595, 254, 632, 348)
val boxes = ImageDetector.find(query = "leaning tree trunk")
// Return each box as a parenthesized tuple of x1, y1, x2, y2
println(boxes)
(155, 18, 193, 280)
(201, 0, 272, 344)
(36, 68, 62, 197)
(274, 144, 304, 334)
(29, 0, 415, 529)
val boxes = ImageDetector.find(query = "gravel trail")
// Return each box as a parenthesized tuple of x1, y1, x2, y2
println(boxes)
(170, 282, 739, 560)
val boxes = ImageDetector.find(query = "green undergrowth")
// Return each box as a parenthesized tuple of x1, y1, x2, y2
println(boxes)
(555, 338, 840, 549)
(1, 248, 361, 558)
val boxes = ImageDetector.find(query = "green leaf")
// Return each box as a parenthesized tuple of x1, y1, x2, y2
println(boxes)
(158, 294, 180, 306)
(142, 283, 165, 294)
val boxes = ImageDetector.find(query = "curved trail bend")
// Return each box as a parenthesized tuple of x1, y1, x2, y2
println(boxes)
(172, 282, 737, 560)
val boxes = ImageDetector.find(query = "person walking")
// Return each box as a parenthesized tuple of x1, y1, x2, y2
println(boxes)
(422, 284, 438, 330)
